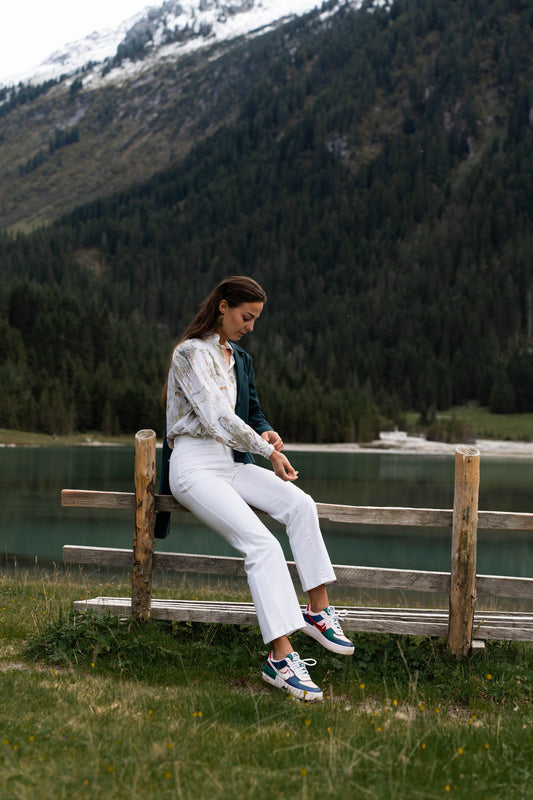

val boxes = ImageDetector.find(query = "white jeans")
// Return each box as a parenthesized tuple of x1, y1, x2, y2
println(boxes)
(169, 435, 336, 644)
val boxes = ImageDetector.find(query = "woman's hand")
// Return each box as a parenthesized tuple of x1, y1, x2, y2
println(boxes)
(262, 430, 297, 480)
(261, 430, 284, 451)
(269, 450, 299, 482)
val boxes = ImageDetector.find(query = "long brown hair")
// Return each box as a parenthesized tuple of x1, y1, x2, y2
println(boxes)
(161, 275, 267, 408)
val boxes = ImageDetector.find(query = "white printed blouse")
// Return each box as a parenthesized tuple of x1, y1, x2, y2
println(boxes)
(166, 334, 275, 460)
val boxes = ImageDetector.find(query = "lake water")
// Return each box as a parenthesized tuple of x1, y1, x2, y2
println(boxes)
(1, 445, 532, 580)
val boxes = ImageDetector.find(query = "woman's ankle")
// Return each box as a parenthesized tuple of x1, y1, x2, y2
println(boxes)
(271, 636, 292, 661)
(308, 584, 329, 614)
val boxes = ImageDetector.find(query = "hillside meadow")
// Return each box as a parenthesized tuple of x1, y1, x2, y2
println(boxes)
(1, 567, 532, 799)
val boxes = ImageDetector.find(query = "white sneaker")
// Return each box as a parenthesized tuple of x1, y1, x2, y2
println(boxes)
(302, 605, 355, 655)
(262, 651, 323, 701)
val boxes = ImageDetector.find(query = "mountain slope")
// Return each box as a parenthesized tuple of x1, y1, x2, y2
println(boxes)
(0, 0, 348, 231)
(1, 0, 532, 439)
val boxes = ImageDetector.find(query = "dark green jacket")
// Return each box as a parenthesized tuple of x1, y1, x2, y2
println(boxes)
(154, 342, 272, 539)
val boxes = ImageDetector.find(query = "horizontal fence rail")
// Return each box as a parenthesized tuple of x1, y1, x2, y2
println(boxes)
(63, 546, 533, 600)
(61, 490, 533, 531)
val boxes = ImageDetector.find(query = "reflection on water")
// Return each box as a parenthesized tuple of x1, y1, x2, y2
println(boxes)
(1, 446, 532, 579)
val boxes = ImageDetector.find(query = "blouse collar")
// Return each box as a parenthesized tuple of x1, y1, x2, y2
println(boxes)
(206, 333, 235, 365)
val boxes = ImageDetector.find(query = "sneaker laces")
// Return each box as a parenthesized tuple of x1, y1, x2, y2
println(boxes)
(325, 606, 347, 636)
(288, 652, 317, 681)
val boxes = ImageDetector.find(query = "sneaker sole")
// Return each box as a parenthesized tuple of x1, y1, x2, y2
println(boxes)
(303, 622, 355, 655)
(262, 671, 323, 702)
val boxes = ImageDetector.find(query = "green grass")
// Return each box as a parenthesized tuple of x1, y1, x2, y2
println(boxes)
(407, 406, 533, 442)
(0, 428, 135, 447)
(1, 568, 532, 799)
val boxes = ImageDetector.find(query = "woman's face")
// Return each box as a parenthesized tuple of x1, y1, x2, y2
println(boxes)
(219, 301, 263, 342)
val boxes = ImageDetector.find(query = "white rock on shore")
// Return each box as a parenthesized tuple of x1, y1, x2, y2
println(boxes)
(285, 431, 533, 458)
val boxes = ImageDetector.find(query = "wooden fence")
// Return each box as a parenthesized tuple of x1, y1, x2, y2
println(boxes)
(61, 430, 533, 657)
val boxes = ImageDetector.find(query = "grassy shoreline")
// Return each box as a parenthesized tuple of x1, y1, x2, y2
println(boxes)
(406, 406, 533, 443)
(1, 406, 532, 449)
(0, 428, 136, 447)
(1, 569, 532, 799)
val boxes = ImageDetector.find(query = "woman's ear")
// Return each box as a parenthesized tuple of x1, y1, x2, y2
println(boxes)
(219, 300, 228, 313)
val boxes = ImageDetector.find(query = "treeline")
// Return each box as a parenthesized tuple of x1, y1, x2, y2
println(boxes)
(0, 281, 168, 436)
(1, 0, 532, 439)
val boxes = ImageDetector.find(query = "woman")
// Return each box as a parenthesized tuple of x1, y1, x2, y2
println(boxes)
(163, 275, 353, 701)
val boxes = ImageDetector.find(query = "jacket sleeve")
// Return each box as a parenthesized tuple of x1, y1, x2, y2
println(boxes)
(171, 344, 274, 459)
(243, 355, 272, 435)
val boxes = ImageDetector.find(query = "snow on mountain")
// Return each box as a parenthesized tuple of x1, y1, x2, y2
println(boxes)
(0, 8, 148, 88)
(1, 0, 365, 91)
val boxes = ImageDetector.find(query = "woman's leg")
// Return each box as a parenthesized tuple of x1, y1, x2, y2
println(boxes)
(231, 462, 337, 593)
(232, 463, 354, 655)
(170, 453, 305, 644)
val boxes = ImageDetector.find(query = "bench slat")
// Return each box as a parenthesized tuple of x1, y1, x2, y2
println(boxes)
(72, 598, 533, 640)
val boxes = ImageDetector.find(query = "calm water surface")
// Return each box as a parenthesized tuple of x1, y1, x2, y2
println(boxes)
(1, 445, 532, 578)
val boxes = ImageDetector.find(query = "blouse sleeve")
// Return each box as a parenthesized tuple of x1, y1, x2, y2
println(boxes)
(171, 344, 275, 459)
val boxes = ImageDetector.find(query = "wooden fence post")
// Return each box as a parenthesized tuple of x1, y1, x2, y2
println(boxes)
(447, 445, 480, 657)
(132, 429, 156, 623)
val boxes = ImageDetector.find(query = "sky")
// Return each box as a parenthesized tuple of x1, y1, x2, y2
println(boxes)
(0, 0, 152, 83)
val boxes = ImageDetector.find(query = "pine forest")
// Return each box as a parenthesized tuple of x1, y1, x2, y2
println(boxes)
(0, 0, 532, 442)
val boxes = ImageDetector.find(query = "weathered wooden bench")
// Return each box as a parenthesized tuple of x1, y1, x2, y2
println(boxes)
(62, 430, 533, 657)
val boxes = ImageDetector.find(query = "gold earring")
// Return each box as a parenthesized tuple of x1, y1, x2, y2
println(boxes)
(217, 314, 224, 326)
